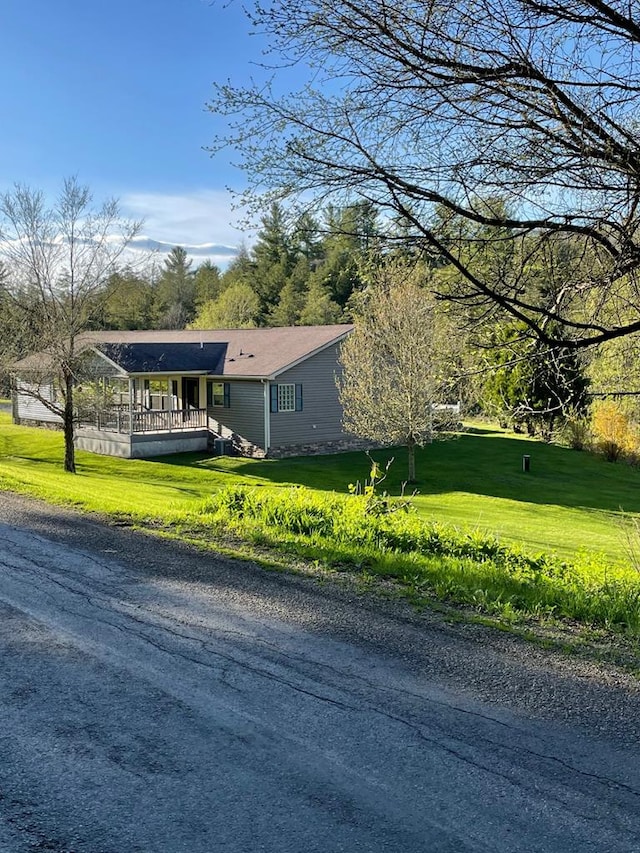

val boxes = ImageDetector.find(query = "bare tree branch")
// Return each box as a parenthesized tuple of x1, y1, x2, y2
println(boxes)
(0, 178, 142, 472)
(210, 0, 640, 347)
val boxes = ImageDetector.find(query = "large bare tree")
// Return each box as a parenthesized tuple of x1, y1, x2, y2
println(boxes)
(337, 263, 460, 482)
(210, 0, 640, 349)
(0, 178, 141, 472)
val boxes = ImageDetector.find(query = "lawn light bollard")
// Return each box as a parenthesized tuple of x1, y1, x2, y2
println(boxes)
(522, 454, 531, 473)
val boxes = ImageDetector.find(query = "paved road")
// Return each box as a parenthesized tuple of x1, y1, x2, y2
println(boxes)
(0, 491, 639, 852)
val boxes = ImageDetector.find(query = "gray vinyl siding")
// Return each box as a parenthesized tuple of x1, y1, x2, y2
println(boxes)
(15, 381, 62, 424)
(82, 351, 121, 379)
(14, 352, 120, 426)
(269, 342, 345, 447)
(207, 379, 265, 448)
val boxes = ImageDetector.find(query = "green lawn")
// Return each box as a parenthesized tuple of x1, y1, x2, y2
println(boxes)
(0, 413, 638, 565)
(207, 426, 640, 564)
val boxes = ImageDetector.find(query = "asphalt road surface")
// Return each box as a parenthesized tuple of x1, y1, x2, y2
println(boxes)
(1, 491, 640, 852)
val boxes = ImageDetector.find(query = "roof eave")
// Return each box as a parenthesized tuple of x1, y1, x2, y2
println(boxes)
(125, 370, 211, 378)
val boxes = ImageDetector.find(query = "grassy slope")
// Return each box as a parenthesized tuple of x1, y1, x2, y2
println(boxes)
(0, 414, 637, 564)
(216, 426, 639, 564)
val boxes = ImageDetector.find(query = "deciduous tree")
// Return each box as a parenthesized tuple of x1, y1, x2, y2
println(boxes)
(189, 281, 260, 329)
(210, 0, 640, 348)
(0, 178, 141, 472)
(337, 261, 459, 482)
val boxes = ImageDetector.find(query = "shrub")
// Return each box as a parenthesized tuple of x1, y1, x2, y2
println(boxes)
(559, 409, 592, 451)
(591, 400, 638, 462)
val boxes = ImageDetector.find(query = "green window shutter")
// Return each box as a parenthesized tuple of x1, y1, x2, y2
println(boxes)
(295, 384, 303, 412)
(206, 382, 212, 408)
(223, 382, 231, 408)
(270, 384, 278, 413)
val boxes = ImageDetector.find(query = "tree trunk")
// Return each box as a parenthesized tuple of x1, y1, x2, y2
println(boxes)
(63, 371, 76, 474)
(407, 437, 416, 483)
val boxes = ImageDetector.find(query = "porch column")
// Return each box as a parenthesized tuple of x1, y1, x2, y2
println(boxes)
(199, 376, 206, 428)
(167, 377, 173, 434)
(128, 378, 134, 435)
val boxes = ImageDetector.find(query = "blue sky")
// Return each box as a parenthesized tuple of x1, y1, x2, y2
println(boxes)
(0, 0, 269, 265)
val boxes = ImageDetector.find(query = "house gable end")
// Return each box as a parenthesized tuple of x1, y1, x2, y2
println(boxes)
(269, 328, 352, 380)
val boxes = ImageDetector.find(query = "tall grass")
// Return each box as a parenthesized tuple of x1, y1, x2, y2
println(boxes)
(197, 485, 640, 635)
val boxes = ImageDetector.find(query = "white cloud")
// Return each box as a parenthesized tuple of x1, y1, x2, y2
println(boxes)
(0, 188, 258, 270)
(121, 189, 248, 245)
(120, 189, 255, 267)
(127, 235, 239, 268)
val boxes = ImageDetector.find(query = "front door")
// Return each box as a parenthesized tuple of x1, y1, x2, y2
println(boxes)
(181, 378, 199, 410)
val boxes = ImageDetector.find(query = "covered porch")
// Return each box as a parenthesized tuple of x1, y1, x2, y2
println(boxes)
(74, 374, 218, 458)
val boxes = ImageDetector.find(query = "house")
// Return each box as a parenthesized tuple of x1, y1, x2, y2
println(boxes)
(12, 325, 359, 459)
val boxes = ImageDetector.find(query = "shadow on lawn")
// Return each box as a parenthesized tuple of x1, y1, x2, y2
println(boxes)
(182, 431, 640, 516)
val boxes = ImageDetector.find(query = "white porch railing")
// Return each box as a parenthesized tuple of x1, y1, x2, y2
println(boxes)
(85, 408, 208, 434)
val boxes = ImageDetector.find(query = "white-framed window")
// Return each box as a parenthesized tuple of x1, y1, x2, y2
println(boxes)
(270, 383, 303, 413)
(278, 383, 296, 412)
(148, 378, 169, 409)
(46, 376, 59, 403)
(207, 380, 230, 408)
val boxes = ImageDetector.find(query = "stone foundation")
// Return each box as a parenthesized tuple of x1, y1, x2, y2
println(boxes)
(266, 437, 379, 459)
(15, 418, 62, 431)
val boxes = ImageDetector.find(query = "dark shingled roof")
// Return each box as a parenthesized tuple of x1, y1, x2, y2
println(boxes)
(98, 342, 227, 375)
